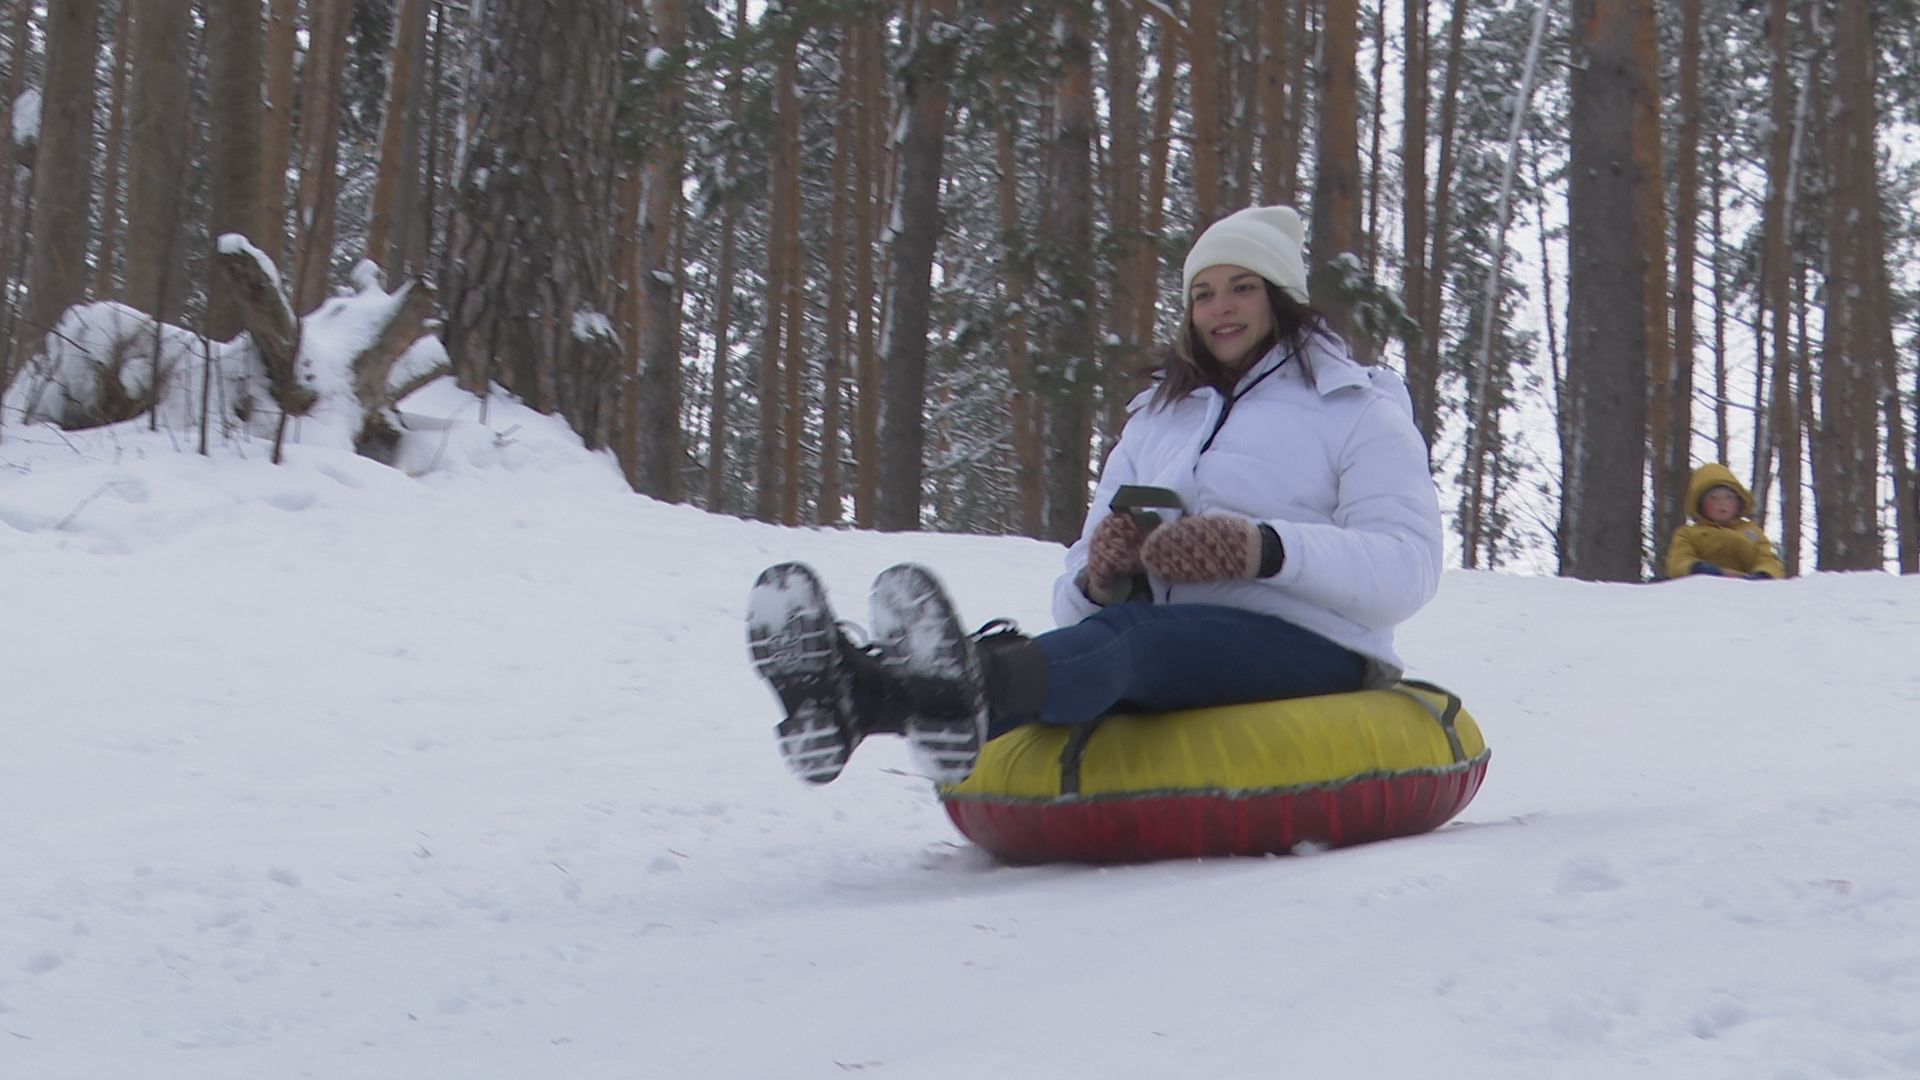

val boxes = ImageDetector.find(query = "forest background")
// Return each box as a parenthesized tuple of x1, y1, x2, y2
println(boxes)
(1, 0, 1916, 581)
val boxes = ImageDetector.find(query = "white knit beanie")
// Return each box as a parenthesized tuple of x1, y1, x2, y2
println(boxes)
(1181, 205, 1310, 304)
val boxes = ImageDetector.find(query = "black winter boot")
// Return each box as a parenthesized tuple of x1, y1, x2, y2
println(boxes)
(748, 562, 912, 784)
(869, 564, 990, 784)
(970, 620, 1050, 737)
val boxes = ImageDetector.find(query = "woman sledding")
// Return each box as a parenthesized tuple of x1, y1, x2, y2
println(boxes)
(747, 204, 1444, 787)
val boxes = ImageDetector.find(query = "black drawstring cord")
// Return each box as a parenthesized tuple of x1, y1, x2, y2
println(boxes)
(1199, 344, 1301, 454)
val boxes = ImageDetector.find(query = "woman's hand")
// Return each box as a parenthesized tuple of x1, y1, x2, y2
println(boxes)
(1141, 514, 1266, 583)
(1084, 512, 1146, 604)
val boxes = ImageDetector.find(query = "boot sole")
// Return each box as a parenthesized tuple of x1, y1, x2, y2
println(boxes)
(747, 562, 855, 784)
(870, 563, 987, 785)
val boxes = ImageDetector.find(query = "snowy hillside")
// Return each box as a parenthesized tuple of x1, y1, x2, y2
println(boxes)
(3, 389, 1919, 1079)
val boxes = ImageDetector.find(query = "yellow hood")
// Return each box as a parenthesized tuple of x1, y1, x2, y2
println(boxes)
(1684, 463, 1755, 523)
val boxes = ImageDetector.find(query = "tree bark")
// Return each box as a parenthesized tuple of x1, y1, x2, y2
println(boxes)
(705, 0, 747, 515)
(1258, 0, 1289, 202)
(876, 0, 956, 531)
(1413, 0, 1468, 446)
(1364, 0, 1386, 275)
(778, 30, 806, 525)
(93, 0, 132, 299)
(852, 19, 885, 528)
(1187, 0, 1222, 226)
(1101, 0, 1144, 468)
(1400, 0, 1428, 445)
(1561, 0, 1652, 581)
(755, 30, 795, 522)
(258, 0, 297, 265)
(1663, 0, 1703, 571)
(123, 0, 192, 325)
(369, 0, 428, 286)
(440, 0, 625, 446)
(1309, 0, 1361, 353)
(0, 0, 29, 397)
(207, 0, 264, 341)
(1823, 0, 1895, 569)
(817, 24, 855, 524)
(23, 0, 99, 366)
(1630, 0, 1671, 576)
(1040, 3, 1096, 544)
(1135, 22, 1175, 355)
(638, 0, 685, 502)
(291, 0, 351, 316)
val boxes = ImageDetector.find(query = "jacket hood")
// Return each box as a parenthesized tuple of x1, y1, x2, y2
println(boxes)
(1685, 463, 1755, 523)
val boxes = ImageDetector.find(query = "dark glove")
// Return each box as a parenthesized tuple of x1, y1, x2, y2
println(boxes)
(1083, 512, 1145, 604)
(1689, 561, 1726, 577)
(1140, 514, 1264, 583)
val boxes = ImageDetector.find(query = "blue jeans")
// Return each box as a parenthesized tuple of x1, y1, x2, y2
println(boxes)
(1002, 603, 1368, 739)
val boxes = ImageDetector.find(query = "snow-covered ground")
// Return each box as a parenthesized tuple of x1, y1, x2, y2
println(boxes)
(4, 387, 1919, 1079)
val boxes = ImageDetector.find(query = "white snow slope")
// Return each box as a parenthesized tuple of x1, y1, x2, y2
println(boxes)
(4, 387, 1920, 1080)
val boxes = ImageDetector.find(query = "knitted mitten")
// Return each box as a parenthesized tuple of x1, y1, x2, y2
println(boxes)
(1083, 512, 1145, 603)
(1140, 514, 1263, 583)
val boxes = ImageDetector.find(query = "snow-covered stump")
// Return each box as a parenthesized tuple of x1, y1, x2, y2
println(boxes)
(215, 235, 446, 465)
(214, 236, 314, 424)
(1, 302, 217, 432)
(350, 278, 442, 465)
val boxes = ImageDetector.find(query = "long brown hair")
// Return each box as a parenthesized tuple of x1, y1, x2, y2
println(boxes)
(1148, 283, 1331, 409)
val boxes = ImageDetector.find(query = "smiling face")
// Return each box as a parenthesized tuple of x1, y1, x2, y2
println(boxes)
(1187, 264, 1277, 373)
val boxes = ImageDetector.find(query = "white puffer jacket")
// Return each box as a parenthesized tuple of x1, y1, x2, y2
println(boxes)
(1051, 332, 1443, 685)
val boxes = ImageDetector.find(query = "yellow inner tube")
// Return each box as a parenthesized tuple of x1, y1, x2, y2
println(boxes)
(941, 684, 1487, 800)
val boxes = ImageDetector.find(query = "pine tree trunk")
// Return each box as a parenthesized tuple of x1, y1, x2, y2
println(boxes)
(638, 0, 685, 503)
(0, 0, 29, 396)
(1364, 0, 1386, 276)
(778, 35, 806, 526)
(23, 0, 98, 364)
(1041, 3, 1096, 544)
(876, 0, 956, 531)
(1309, 0, 1361, 353)
(1414, 0, 1468, 446)
(852, 19, 884, 528)
(1187, 0, 1222, 226)
(1753, 0, 1792, 538)
(1258, 0, 1289, 202)
(1706, 135, 1729, 467)
(1135, 24, 1175, 354)
(1530, 140, 1568, 518)
(1669, 0, 1703, 545)
(1284, 0, 1309, 198)
(1823, 0, 1891, 569)
(705, 0, 748, 515)
(369, 0, 427, 286)
(1461, 0, 1550, 568)
(1561, 0, 1651, 581)
(1762, 0, 1814, 572)
(258, 0, 297, 266)
(1400, 0, 1427, 441)
(123, 0, 192, 325)
(207, 0, 264, 341)
(291, 0, 351, 316)
(818, 24, 854, 525)
(755, 31, 795, 522)
(93, 0, 131, 299)
(441, 0, 625, 445)
(1102, 0, 1144, 465)
(994, 66, 1040, 537)
(1630, 0, 1671, 576)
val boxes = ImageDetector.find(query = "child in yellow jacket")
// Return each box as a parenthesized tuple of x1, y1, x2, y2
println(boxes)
(1665, 463, 1788, 579)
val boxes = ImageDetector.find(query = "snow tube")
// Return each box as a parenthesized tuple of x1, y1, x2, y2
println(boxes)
(937, 681, 1489, 863)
